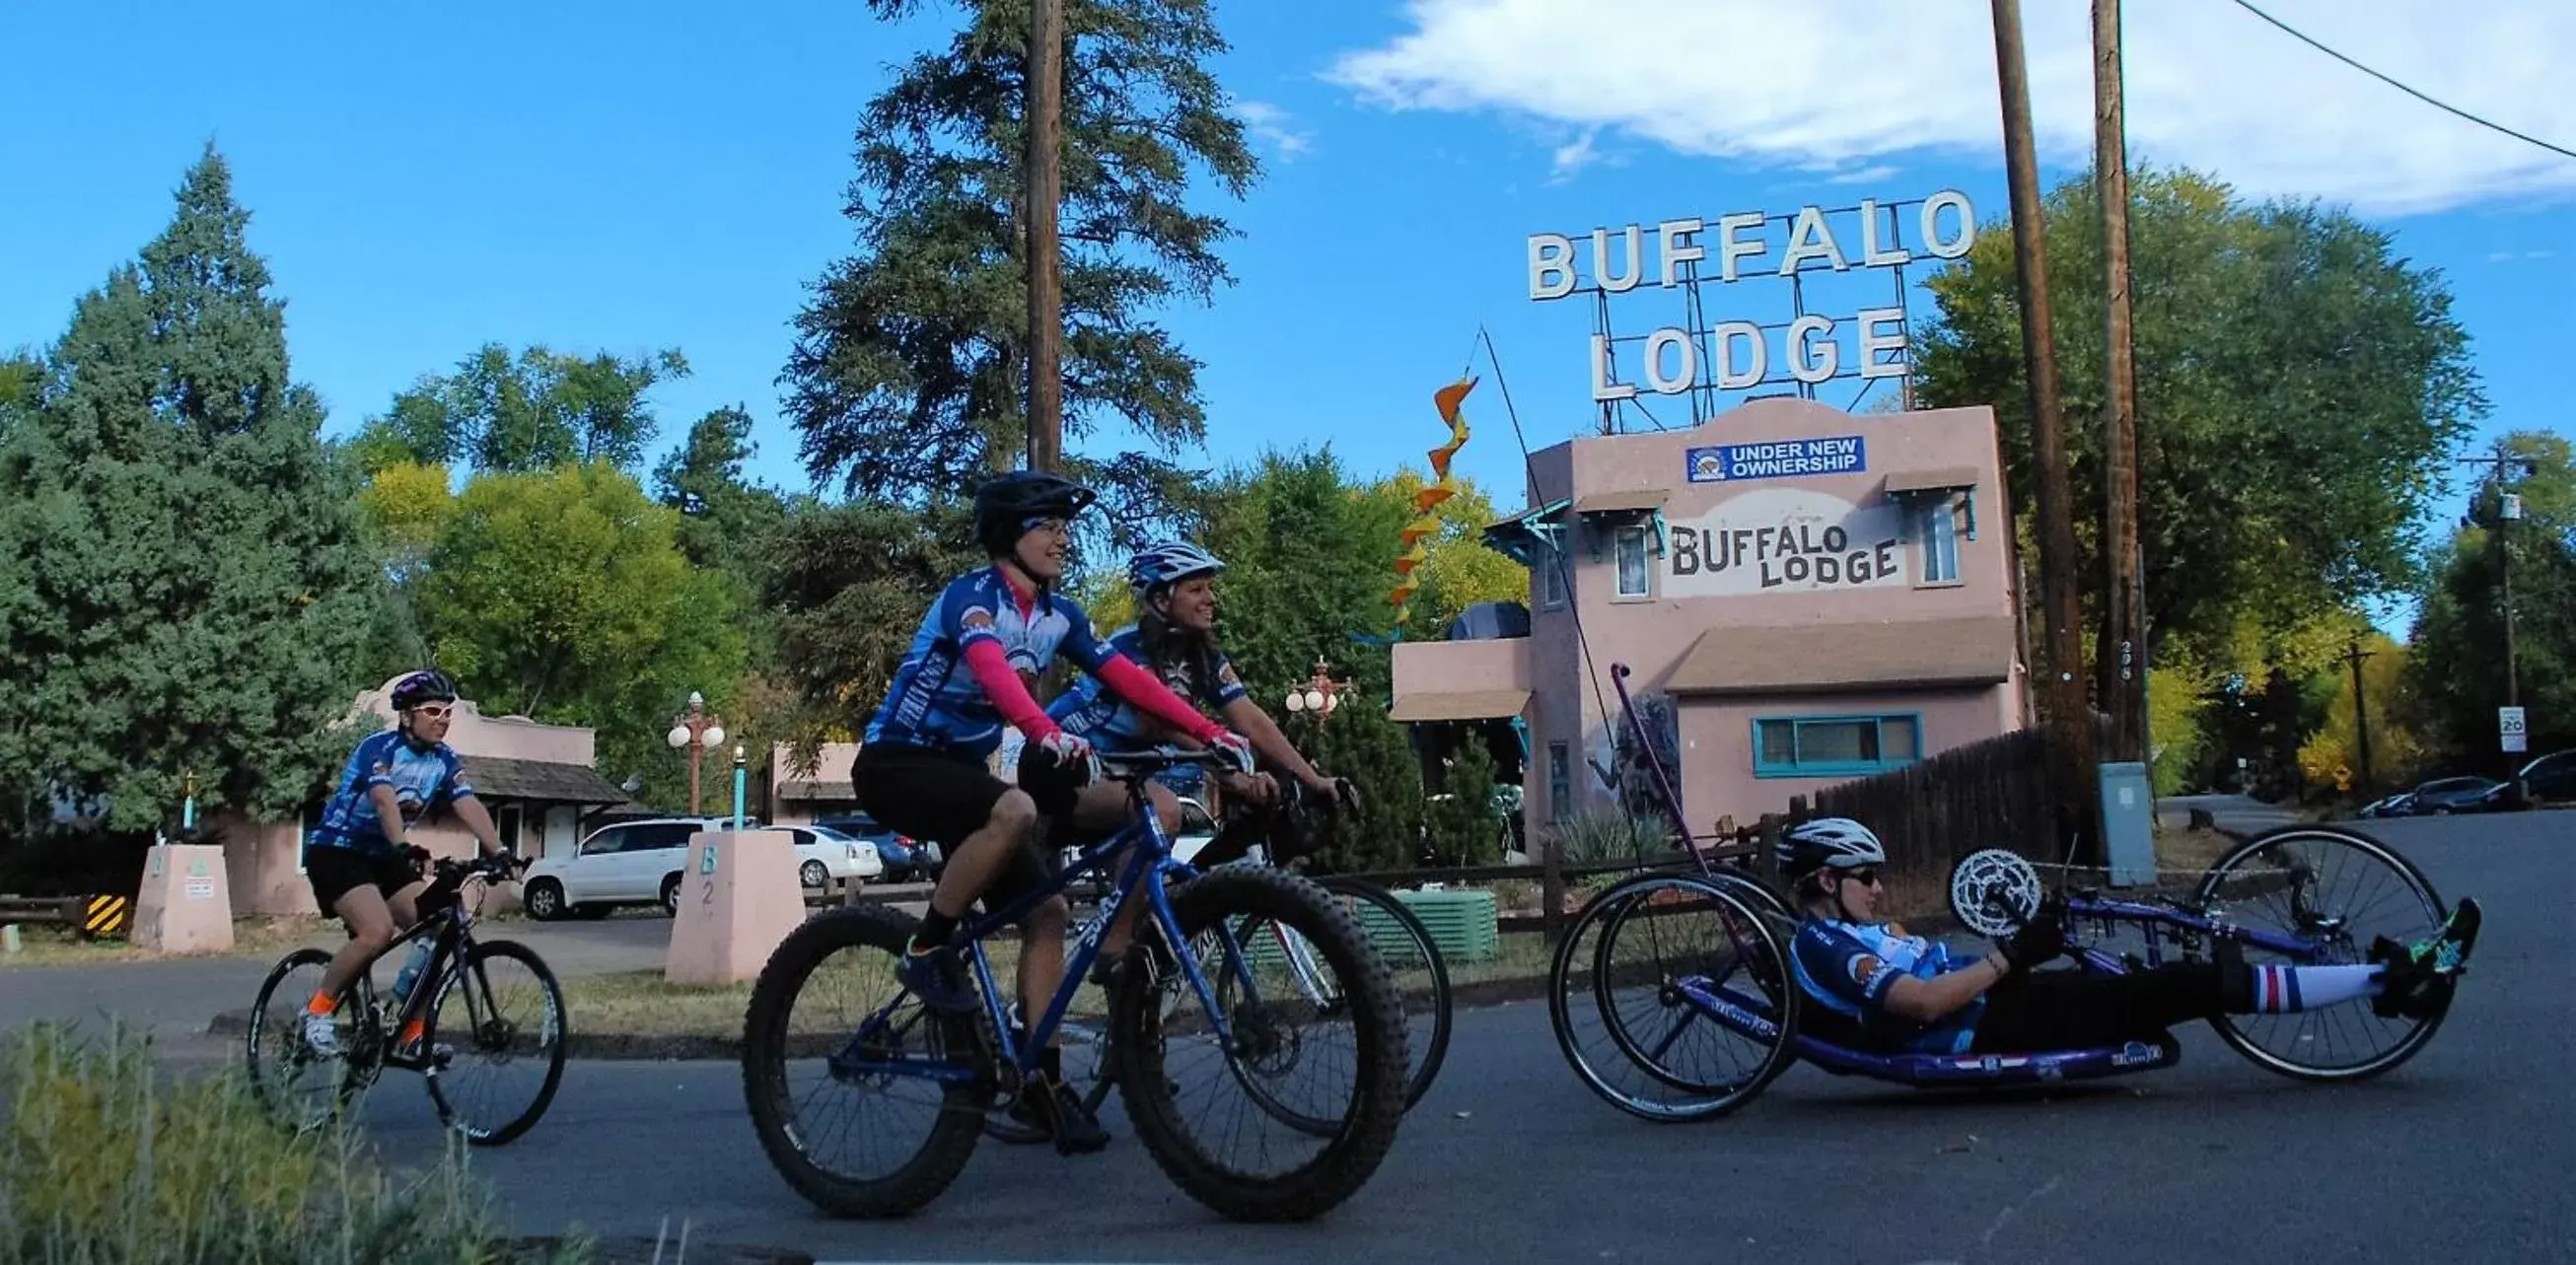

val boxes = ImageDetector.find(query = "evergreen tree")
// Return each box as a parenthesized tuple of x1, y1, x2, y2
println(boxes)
(1420, 735, 1501, 868)
(0, 149, 385, 829)
(783, 0, 1257, 526)
(1298, 701, 1422, 874)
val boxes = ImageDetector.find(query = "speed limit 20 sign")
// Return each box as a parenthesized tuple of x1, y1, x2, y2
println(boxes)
(2500, 706, 2528, 754)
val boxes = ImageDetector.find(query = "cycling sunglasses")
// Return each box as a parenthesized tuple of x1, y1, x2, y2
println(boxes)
(1835, 867, 1884, 887)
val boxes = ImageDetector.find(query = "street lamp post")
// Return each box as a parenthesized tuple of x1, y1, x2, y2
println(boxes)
(665, 691, 727, 816)
(1282, 656, 1349, 721)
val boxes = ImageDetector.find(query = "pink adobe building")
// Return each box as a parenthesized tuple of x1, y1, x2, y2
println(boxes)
(1391, 398, 2030, 836)
(213, 674, 633, 916)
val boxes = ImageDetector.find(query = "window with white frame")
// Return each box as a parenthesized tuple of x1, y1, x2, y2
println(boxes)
(1914, 495, 1961, 586)
(1614, 526, 1651, 599)
(1538, 539, 1568, 609)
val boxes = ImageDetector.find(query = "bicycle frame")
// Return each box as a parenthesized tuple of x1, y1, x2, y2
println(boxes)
(339, 866, 500, 1073)
(837, 761, 1265, 1088)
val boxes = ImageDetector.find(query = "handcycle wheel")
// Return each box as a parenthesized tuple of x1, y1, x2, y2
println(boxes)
(1548, 873, 1799, 1122)
(1109, 865, 1407, 1223)
(741, 906, 988, 1219)
(1320, 876, 1452, 1111)
(421, 939, 568, 1146)
(2192, 825, 2450, 1082)
(246, 948, 359, 1132)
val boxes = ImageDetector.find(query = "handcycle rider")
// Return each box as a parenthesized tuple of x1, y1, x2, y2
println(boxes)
(1043, 539, 1358, 984)
(1777, 817, 2482, 1057)
(850, 471, 1257, 1154)
(299, 669, 515, 1060)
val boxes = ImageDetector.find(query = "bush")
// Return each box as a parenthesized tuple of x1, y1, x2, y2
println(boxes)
(1299, 702, 1425, 874)
(1420, 738, 1502, 868)
(0, 1021, 589, 1265)
(1553, 809, 1671, 867)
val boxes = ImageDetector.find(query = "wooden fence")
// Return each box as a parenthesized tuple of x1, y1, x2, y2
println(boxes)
(1797, 726, 2079, 914)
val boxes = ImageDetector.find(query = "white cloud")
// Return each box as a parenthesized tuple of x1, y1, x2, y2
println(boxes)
(2485, 248, 2558, 262)
(1548, 128, 1602, 182)
(1235, 101, 1315, 160)
(1325, 0, 2576, 217)
(1828, 164, 1902, 186)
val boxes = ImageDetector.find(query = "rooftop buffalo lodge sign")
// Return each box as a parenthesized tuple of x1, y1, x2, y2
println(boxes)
(1527, 192, 1977, 401)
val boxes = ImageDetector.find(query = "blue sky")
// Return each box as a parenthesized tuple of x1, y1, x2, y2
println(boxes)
(4, 0, 2570, 604)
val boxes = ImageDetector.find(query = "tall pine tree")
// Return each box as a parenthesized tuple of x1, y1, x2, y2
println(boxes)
(0, 149, 385, 830)
(783, 0, 1256, 535)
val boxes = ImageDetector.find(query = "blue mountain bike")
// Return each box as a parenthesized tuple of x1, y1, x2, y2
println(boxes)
(739, 748, 1410, 1224)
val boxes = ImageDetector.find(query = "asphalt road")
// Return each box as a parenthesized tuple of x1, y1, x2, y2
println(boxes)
(292, 810, 2564, 1265)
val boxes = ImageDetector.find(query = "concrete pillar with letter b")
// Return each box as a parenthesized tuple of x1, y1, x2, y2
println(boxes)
(665, 829, 806, 985)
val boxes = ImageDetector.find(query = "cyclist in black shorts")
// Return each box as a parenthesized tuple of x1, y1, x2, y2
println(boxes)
(299, 669, 513, 1058)
(851, 470, 1254, 1152)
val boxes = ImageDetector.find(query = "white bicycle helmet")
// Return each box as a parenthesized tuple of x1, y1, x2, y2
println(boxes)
(1776, 817, 1887, 878)
(1128, 540, 1225, 597)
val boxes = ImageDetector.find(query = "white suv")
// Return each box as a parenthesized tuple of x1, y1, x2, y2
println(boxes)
(521, 818, 881, 920)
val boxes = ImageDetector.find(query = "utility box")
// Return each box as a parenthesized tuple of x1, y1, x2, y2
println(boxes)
(2099, 761, 2155, 888)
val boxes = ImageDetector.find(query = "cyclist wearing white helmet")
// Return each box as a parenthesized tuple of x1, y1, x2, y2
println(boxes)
(1783, 817, 2482, 1056)
(1045, 539, 1349, 963)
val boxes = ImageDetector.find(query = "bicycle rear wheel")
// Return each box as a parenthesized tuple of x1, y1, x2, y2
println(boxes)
(1110, 866, 1406, 1223)
(422, 939, 568, 1146)
(741, 906, 988, 1219)
(245, 948, 352, 1132)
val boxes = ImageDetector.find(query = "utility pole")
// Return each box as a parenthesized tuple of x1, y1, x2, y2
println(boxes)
(1024, 0, 1066, 473)
(2093, 0, 2147, 763)
(2340, 637, 2375, 792)
(2461, 445, 2530, 777)
(1990, 0, 2093, 824)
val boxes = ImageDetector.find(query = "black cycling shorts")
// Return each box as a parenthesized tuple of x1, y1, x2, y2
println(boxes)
(305, 845, 421, 914)
(853, 742, 1090, 916)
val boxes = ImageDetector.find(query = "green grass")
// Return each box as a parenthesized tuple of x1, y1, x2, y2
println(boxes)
(0, 1021, 591, 1264)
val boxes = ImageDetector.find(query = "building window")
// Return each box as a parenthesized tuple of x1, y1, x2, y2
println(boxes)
(1915, 496, 1961, 586)
(1752, 714, 1922, 779)
(1613, 526, 1651, 599)
(1538, 539, 1568, 609)
(1546, 742, 1571, 822)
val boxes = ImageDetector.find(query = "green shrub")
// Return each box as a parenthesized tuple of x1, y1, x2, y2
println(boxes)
(0, 1021, 589, 1265)
(1554, 809, 1671, 868)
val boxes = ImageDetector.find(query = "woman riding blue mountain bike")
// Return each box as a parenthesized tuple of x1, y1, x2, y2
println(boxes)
(847, 470, 1258, 1153)
(1044, 540, 1357, 973)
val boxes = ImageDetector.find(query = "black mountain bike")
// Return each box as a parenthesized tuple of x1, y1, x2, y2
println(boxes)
(246, 853, 566, 1146)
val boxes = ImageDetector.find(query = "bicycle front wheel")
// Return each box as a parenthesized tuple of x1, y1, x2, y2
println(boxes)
(1111, 866, 1407, 1223)
(422, 939, 569, 1146)
(1321, 877, 1451, 1111)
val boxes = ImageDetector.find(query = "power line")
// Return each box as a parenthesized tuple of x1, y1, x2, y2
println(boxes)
(2230, 0, 2576, 162)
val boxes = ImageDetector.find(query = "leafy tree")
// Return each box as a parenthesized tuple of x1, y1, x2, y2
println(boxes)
(652, 404, 788, 577)
(415, 463, 748, 805)
(762, 499, 982, 739)
(1181, 449, 1405, 703)
(1913, 167, 2483, 677)
(2298, 632, 2429, 794)
(2408, 431, 2576, 760)
(783, 0, 1257, 524)
(0, 150, 386, 829)
(352, 343, 688, 476)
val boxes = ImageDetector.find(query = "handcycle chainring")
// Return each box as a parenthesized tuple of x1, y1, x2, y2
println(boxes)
(1949, 848, 2044, 939)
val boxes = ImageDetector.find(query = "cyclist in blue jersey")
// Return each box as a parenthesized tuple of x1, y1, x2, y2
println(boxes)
(1045, 540, 1349, 968)
(852, 471, 1254, 1153)
(300, 669, 513, 1058)
(1782, 817, 2481, 1056)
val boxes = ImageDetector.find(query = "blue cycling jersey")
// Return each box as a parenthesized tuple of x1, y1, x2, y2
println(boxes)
(864, 567, 1115, 762)
(308, 729, 475, 856)
(1789, 917, 1984, 1054)
(1046, 625, 1247, 749)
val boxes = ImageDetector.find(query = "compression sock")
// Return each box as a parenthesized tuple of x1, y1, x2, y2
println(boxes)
(2245, 964, 2383, 1014)
(307, 990, 337, 1018)
(909, 908, 960, 956)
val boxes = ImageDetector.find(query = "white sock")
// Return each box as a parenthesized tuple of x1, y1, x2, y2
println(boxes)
(2250, 964, 2383, 1014)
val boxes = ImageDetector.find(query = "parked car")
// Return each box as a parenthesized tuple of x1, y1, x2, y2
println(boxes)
(789, 823, 885, 889)
(2404, 775, 2508, 815)
(522, 816, 726, 920)
(2518, 749, 2576, 803)
(2357, 792, 2417, 818)
(813, 812, 941, 883)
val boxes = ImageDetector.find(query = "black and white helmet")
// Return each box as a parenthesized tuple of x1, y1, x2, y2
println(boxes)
(1776, 817, 1886, 878)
